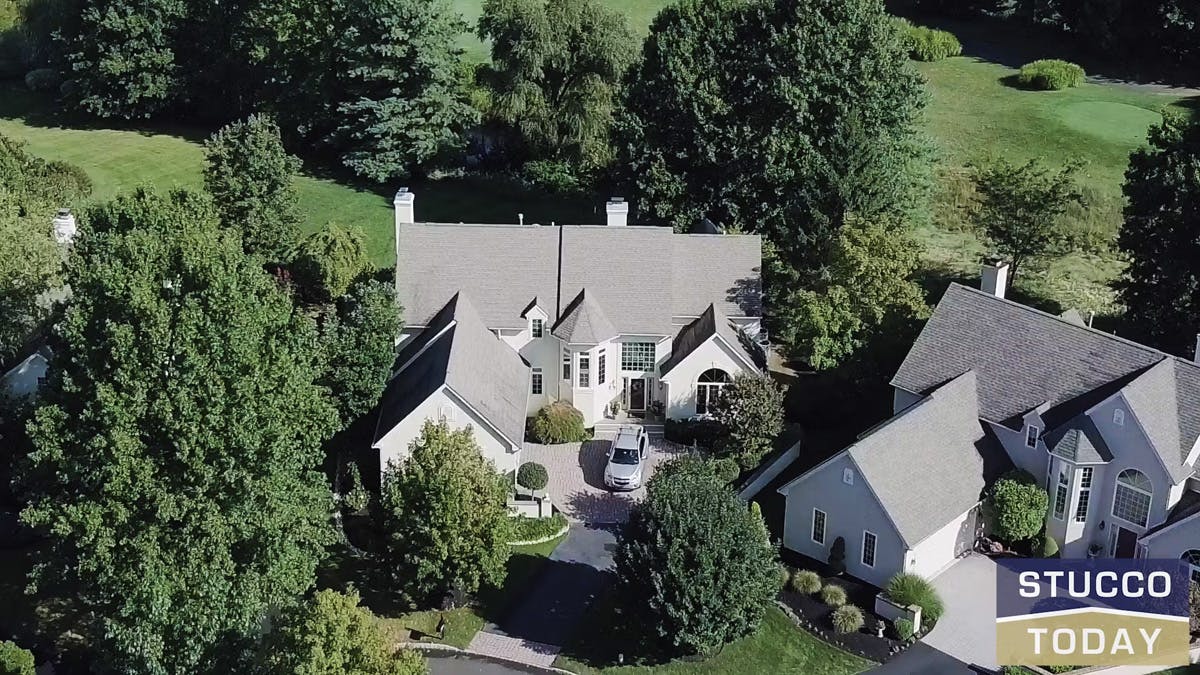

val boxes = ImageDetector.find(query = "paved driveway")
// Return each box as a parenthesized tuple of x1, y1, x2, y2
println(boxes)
(522, 437, 688, 523)
(922, 554, 998, 671)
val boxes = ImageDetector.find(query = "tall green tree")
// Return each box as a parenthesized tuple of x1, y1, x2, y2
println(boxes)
(291, 223, 372, 302)
(972, 159, 1083, 284)
(204, 114, 302, 260)
(478, 0, 636, 167)
(375, 420, 511, 606)
(772, 215, 929, 369)
(17, 188, 339, 674)
(615, 458, 781, 657)
(1117, 113, 1200, 356)
(259, 589, 427, 675)
(619, 0, 927, 268)
(712, 373, 785, 469)
(320, 280, 403, 428)
(62, 0, 186, 118)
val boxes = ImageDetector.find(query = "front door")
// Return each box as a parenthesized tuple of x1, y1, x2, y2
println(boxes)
(1114, 526, 1138, 558)
(629, 378, 646, 411)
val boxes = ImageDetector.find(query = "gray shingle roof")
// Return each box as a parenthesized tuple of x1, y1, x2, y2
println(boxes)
(849, 371, 1011, 546)
(659, 304, 758, 376)
(1046, 419, 1112, 464)
(374, 293, 529, 448)
(396, 223, 761, 335)
(894, 283, 1200, 480)
(552, 290, 617, 344)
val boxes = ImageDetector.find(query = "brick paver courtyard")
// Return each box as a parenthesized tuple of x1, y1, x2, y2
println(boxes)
(521, 436, 690, 524)
(465, 631, 560, 669)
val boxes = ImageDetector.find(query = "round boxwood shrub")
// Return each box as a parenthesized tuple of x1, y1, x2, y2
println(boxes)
(530, 402, 588, 444)
(820, 583, 847, 607)
(1017, 59, 1085, 90)
(985, 469, 1050, 543)
(898, 21, 962, 62)
(517, 461, 549, 491)
(894, 617, 915, 641)
(0, 640, 35, 675)
(712, 456, 740, 484)
(790, 569, 822, 594)
(831, 604, 864, 634)
(23, 67, 60, 92)
(886, 572, 945, 627)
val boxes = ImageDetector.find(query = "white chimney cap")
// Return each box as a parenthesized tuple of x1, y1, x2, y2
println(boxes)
(980, 259, 1009, 299)
(394, 187, 414, 204)
(52, 208, 77, 245)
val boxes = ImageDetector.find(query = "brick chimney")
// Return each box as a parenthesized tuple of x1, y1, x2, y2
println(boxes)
(981, 259, 1009, 299)
(605, 197, 628, 226)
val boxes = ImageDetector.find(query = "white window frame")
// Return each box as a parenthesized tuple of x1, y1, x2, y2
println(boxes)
(531, 318, 544, 338)
(1026, 425, 1040, 448)
(1183, 550, 1200, 585)
(861, 530, 877, 568)
(620, 342, 656, 372)
(811, 509, 826, 545)
(562, 349, 571, 381)
(842, 468, 854, 486)
(1111, 468, 1153, 528)
(577, 353, 590, 388)
(1074, 467, 1093, 523)
(1112, 408, 1125, 426)
(598, 349, 606, 385)
(531, 368, 543, 395)
(1053, 469, 1070, 520)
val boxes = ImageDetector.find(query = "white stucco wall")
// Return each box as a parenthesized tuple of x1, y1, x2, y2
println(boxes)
(905, 506, 976, 580)
(659, 336, 754, 420)
(373, 385, 518, 477)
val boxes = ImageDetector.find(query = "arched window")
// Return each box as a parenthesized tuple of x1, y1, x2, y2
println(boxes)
(696, 368, 730, 415)
(1112, 469, 1153, 527)
(1182, 550, 1200, 584)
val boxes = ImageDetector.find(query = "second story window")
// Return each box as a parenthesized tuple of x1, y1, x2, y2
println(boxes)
(598, 350, 606, 385)
(562, 350, 571, 381)
(1053, 470, 1070, 520)
(531, 368, 543, 395)
(1113, 468, 1152, 527)
(578, 353, 590, 388)
(1026, 425, 1040, 448)
(531, 318, 544, 338)
(1075, 467, 1093, 522)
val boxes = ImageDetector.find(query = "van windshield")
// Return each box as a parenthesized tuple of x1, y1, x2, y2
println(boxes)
(611, 445, 639, 465)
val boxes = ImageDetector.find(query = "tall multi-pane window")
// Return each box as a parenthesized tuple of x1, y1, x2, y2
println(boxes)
(531, 368, 543, 395)
(1053, 470, 1070, 520)
(812, 509, 826, 545)
(1074, 467, 1093, 522)
(621, 342, 656, 371)
(578, 353, 590, 388)
(531, 318, 544, 338)
(1113, 469, 1152, 527)
(1026, 425, 1041, 448)
(696, 368, 730, 415)
(862, 531, 877, 567)
(598, 350, 606, 385)
(562, 349, 571, 381)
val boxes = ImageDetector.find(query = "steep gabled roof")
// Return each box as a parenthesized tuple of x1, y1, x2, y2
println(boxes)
(396, 223, 761, 335)
(847, 372, 1010, 546)
(1121, 360, 1194, 483)
(374, 293, 529, 449)
(659, 304, 758, 376)
(894, 285, 1166, 426)
(1045, 419, 1112, 464)
(552, 290, 617, 344)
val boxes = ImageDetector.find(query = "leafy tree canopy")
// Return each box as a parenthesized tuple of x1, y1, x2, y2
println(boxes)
(204, 114, 302, 260)
(291, 223, 372, 303)
(713, 373, 785, 469)
(319, 279, 403, 428)
(984, 469, 1049, 543)
(375, 420, 512, 606)
(18, 188, 339, 673)
(619, 0, 928, 269)
(1117, 113, 1200, 356)
(972, 159, 1083, 283)
(615, 457, 781, 657)
(259, 589, 427, 675)
(479, 0, 636, 168)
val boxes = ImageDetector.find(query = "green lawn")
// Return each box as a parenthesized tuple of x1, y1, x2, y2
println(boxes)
(554, 605, 873, 674)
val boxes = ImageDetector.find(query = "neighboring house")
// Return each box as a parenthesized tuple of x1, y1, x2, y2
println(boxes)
(1, 347, 50, 399)
(779, 265, 1200, 587)
(373, 190, 763, 473)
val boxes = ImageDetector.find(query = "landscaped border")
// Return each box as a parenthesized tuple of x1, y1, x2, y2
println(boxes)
(509, 520, 570, 546)
(775, 598, 912, 663)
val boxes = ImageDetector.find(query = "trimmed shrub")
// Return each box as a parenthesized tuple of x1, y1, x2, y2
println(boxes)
(827, 536, 846, 575)
(777, 564, 791, 589)
(894, 618, 915, 641)
(0, 640, 35, 675)
(530, 402, 588, 444)
(985, 469, 1049, 543)
(23, 67, 59, 92)
(820, 583, 847, 607)
(510, 512, 568, 542)
(886, 572, 945, 628)
(831, 604, 864, 634)
(712, 457, 740, 484)
(1042, 533, 1060, 558)
(1017, 59, 1085, 90)
(523, 159, 582, 194)
(663, 418, 725, 447)
(790, 569, 822, 594)
(898, 20, 962, 62)
(516, 461, 549, 491)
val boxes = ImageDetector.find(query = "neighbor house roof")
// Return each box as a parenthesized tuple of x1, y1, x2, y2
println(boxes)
(1141, 490, 1200, 539)
(892, 284, 1200, 480)
(659, 303, 758, 376)
(395, 223, 761, 336)
(812, 371, 1011, 547)
(373, 293, 529, 449)
(552, 290, 617, 344)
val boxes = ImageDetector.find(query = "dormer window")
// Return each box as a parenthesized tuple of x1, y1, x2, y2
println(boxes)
(1026, 425, 1040, 448)
(531, 318, 544, 338)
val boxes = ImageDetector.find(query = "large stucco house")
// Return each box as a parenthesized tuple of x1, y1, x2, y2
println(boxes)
(372, 190, 764, 475)
(778, 267, 1200, 588)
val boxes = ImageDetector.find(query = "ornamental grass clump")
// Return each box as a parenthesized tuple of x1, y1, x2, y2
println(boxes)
(820, 583, 847, 607)
(1017, 59, 1086, 90)
(832, 604, 864, 633)
(790, 569, 822, 594)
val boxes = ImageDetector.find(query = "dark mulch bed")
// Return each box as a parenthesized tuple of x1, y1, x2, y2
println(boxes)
(779, 549, 915, 664)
